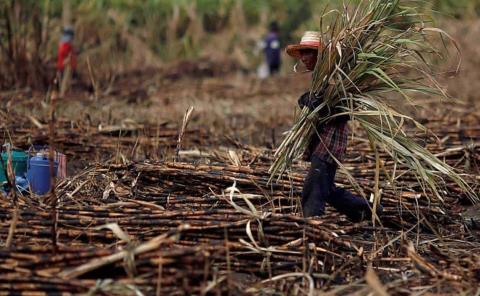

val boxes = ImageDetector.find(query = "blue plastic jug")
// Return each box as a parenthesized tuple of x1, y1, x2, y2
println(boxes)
(27, 154, 58, 195)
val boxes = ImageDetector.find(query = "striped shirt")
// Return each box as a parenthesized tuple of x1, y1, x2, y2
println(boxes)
(303, 122, 350, 164)
(298, 92, 350, 164)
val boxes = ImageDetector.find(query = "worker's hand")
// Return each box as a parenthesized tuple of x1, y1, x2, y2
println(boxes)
(298, 93, 308, 108)
(298, 92, 322, 110)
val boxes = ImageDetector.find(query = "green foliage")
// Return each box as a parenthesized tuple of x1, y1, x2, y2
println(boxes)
(52, 0, 480, 60)
(0, 0, 51, 89)
(69, 0, 480, 53)
(1, 0, 478, 89)
(431, 0, 480, 18)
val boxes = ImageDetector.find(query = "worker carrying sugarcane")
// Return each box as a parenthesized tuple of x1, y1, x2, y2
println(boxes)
(286, 31, 381, 221)
(56, 26, 77, 78)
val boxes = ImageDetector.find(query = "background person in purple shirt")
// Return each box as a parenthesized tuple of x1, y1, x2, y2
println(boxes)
(263, 21, 281, 75)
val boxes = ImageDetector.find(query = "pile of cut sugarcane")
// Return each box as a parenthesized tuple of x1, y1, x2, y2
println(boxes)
(1, 112, 478, 294)
(0, 114, 210, 162)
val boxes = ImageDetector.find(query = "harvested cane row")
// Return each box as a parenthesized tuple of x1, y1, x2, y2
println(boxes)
(2, 199, 476, 295)
(1, 150, 478, 294)
(1, 117, 211, 164)
(50, 160, 450, 225)
(0, 108, 479, 294)
(1, 203, 362, 294)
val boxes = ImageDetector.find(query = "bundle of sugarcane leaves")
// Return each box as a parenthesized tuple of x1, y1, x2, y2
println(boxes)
(270, 0, 478, 205)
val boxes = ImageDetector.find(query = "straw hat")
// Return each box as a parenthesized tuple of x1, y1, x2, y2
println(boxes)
(286, 31, 321, 59)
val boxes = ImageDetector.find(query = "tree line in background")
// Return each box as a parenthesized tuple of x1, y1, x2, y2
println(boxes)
(1, 0, 480, 90)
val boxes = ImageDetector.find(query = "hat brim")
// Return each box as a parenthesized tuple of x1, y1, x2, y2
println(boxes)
(285, 44, 319, 59)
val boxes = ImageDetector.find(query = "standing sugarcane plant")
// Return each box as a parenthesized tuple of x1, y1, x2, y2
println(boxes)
(270, 0, 478, 203)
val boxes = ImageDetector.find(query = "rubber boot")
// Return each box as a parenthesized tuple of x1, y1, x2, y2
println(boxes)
(327, 188, 383, 222)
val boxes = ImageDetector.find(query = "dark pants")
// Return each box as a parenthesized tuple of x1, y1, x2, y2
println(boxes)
(302, 156, 376, 221)
(268, 63, 280, 75)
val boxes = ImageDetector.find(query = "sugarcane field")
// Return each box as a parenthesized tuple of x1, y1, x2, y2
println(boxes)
(1, 1, 480, 295)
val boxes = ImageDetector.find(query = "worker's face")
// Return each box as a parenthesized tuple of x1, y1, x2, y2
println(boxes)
(299, 49, 318, 71)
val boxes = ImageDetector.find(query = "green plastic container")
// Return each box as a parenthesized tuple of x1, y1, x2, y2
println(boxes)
(0, 151, 28, 184)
